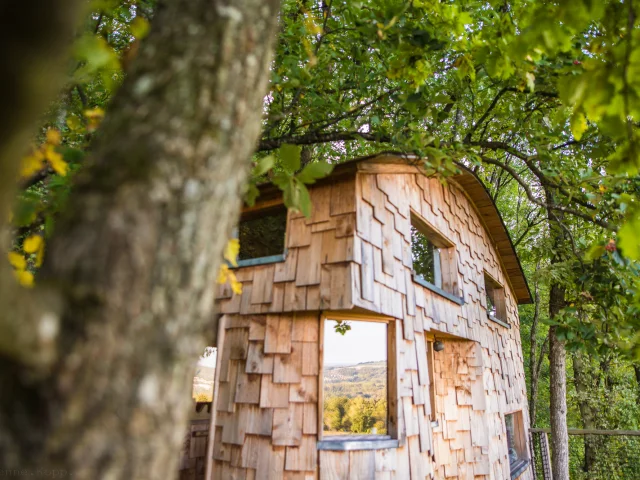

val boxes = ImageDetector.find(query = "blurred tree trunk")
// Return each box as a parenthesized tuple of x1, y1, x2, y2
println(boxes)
(0, 0, 280, 478)
(634, 364, 640, 405)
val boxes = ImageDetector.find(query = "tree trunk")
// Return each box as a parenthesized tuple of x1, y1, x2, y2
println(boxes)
(0, 0, 280, 478)
(634, 364, 640, 406)
(546, 194, 570, 480)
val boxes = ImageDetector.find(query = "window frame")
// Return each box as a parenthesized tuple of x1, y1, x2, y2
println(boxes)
(504, 410, 530, 479)
(233, 201, 289, 268)
(484, 271, 509, 328)
(410, 210, 464, 305)
(317, 312, 400, 451)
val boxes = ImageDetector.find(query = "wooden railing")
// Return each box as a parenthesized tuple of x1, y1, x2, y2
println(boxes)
(530, 428, 640, 480)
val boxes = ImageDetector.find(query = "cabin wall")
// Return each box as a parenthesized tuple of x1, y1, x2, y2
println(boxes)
(216, 177, 357, 315)
(209, 168, 532, 479)
(211, 312, 321, 479)
(352, 170, 531, 479)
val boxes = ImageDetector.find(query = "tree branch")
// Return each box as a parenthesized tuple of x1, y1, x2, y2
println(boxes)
(475, 156, 615, 230)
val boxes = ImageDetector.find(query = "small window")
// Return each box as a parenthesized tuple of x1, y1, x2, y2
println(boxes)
(505, 411, 529, 477)
(410, 212, 459, 298)
(484, 272, 507, 324)
(322, 319, 395, 440)
(237, 206, 287, 261)
(193, 347, 216, 411)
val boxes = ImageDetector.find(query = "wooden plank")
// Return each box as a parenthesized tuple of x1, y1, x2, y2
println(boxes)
(273, 341, 303, 384)
(274, 248, 299, 283)
(414, 333, 429, 386)
(259, 375, 290, 408)
(301, 342, 319, 375)
(285, 435, 317, 471)
(251, 265, 275, 304)
(349, 451, 375, 480)
(381, 210, 395, 275)
(330, 264, 352, 310)
(228, 328, 250, 360)
(291, 313, 319, 342)
(248, 316, 267, 341)
(284, 282, 307, 311)
(245, 405, 274, 436)
(330, 178, 356, 215)
(235, 371, 261, 404)
(255, 445, 286, 480)
(319, 451, 349, 480)
(308, 184, 332, 224)
(264, 315, 292, 354)
(295, 233, 322, 286)
(360, 241, 375, 302)
(321, 230, 349, 264)
(289, 376, 318, 403)
(288, 217, 311, 248)
(303, 403, 318, 435)
(272, 404, 304, 446)
(246, 341, 274, 374)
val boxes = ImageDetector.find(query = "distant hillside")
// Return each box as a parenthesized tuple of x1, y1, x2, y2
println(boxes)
(324, 361, 386, 398)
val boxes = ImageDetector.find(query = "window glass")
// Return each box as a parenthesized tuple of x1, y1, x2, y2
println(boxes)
(411, 225, 441, 287)
(484, 272, 507, 322)
(505, 411, 527, 472)
(238, 208, 287, 260)
(192, 346, 216, 403)
(486, 287, 497, 317)
(323, 320, 388, 436)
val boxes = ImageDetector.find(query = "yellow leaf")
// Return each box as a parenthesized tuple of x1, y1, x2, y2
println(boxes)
(8, 252, 27, 270)
(23, 235, 43, 254)
(217, 263, 229, 284)
(224, 238, 240, 267)
(19, 153, 44, 178)
(84, 107, 105, 120)
(14, 269, 34, 288)
(35, 247, 45, 268)
(46, 128, 61, 145)
(66, 116, 83, 131)
(570, 112, 588, 141)
(45, 145, 68, 176)
(229, 271, 243, 295)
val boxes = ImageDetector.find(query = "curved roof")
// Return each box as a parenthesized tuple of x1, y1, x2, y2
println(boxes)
(336, 153, 532, 305)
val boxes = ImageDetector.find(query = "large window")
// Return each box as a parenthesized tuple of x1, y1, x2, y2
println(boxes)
(505, 411, 529, 478)
(410, 212, 461, 302)
(321, 318, 397, 443)
(236, 205, 287, 263)
(484, 272, 508, 326)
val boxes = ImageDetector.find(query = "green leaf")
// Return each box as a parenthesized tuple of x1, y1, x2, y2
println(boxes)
(296, 161, 334, 184)
(280, 144, 302, 173)
(252, 155, 275, 177)
(618, 211, 640, 260)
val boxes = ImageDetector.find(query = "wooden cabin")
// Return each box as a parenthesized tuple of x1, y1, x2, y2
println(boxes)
(179, 154, 533, 480)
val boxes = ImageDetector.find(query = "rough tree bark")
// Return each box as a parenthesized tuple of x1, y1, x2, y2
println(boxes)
(546, 197, 570, 479)
(0, 0, 280, 478)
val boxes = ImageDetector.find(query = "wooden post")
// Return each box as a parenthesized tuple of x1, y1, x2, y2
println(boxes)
(205, 315, 227, 480)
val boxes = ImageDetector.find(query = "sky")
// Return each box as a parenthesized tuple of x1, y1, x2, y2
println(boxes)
(323, 319, 387, 366)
